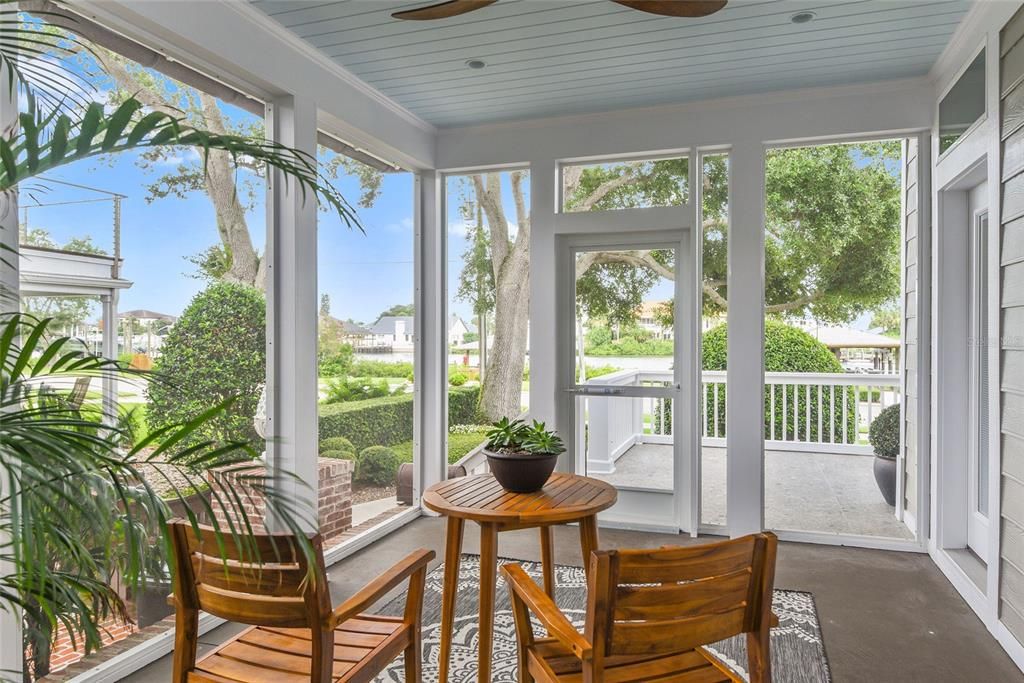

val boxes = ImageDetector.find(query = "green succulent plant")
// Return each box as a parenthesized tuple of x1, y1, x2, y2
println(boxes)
(484, 418, 564, 456)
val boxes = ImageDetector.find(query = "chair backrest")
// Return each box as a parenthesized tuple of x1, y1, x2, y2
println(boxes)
(167, 519, 332, 628)
(585, 532, 778, 662)
(66, 377, 91, 410)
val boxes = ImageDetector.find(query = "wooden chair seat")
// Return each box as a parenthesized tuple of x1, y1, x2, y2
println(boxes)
(189, 615, 411, 683)
(524, 637, 738, 683)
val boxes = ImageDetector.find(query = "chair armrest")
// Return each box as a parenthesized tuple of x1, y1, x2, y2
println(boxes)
(501, 563, 592, 661)
(329, 548, 435, 629)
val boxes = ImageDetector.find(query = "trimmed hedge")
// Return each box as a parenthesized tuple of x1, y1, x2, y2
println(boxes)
(319, 386, 481, 451)
(320, 449, 354, 461)
(319, 436, 356, 458)
(701, 321, 855, 442)
(869, 404, 900, 458)
(356, 446, 401, 486)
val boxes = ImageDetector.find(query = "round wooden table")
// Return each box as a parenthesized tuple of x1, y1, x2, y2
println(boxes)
(423, 472, 617, 683)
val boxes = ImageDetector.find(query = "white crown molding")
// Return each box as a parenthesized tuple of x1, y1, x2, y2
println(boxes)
(437, 76, 934, 136)
(223, 0, 437, 136)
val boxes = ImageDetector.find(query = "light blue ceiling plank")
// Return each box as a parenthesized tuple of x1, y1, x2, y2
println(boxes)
(294, 0, 621, 48)
(394, 37, 949, 109)
(377, 23, 955, 93)
(335, 0, 953, 68)
(253, 0, 354, 21)
(415, 56, 936, 121)
(384, 29, 951, 101)
(349, 9, 963, 87)
(428, 61, 935, 126)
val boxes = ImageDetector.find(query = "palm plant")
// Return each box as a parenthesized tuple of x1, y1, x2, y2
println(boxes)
(2, 314, 319, 679)
(1, 1, 356, 677)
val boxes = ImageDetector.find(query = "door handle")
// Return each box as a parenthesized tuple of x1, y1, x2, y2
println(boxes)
(564, 386, 625, 396)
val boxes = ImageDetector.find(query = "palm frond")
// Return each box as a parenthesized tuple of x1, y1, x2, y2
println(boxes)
(0, 0, 95, 116)
(1, 98, 361, 230)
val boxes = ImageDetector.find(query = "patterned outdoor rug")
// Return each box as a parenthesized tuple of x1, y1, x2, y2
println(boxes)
(375, 554, 831, 682)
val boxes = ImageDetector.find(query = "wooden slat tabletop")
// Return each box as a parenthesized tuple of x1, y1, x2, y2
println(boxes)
(422, 473, 617, 524)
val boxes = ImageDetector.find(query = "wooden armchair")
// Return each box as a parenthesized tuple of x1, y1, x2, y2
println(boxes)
(167, 519, 434, 683)
(501, 532, 778, 683)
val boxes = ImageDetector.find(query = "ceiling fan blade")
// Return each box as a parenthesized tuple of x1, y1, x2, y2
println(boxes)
(611, 0, 727, 18)
(392, 0, 498, 20)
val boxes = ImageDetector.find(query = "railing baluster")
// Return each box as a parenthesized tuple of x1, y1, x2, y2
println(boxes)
(722, 382, 726, 437)
(867, 384, 874, 441)
(713, 383, 720, 438)
(701, 384, 707, 438)
(793, 384, 799, 442)
(782, 384, 788, 441)
(805, 384, 811, 442)
(830, 385, 836, 443)
(817, 383, 823, 444)
(770, 384, 776, 441)
(842, 386, 849, 444)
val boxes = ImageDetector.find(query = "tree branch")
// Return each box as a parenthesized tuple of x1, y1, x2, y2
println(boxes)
(765, 293, 818, 314)
(573, 162, 644, 211)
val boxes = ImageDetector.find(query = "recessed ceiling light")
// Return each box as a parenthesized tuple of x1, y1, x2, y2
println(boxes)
(791, 11, 816, 24)
(466, 59, 487, 70)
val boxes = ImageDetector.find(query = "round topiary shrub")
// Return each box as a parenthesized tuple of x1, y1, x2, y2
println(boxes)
(448, 372, 467, 387)
(320, 436, 356, 457)
(356, 446, 401, 487)
(320, 449, 355, 461)
(702, 320, 854, 442)
(147, 282, 265, 454)
(869, 404, 901, 459)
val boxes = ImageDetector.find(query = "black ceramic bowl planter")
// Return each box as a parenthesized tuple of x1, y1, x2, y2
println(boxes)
(483, 417, 565, 493)
(485, 449, 559, 493)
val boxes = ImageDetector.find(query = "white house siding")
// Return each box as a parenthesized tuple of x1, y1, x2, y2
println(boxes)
(1002, 5, 1024, 646)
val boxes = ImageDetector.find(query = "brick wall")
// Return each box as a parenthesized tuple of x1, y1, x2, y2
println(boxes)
(41, 615, 135, 676)
(206, 457, 353, 543)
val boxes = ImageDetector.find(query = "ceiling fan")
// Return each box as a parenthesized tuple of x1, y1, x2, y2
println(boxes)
(392, 0, 727, 21)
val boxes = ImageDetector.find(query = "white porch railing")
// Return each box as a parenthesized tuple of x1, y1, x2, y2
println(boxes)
(584, 369, 900, 474)
(455, 369, 901, 477)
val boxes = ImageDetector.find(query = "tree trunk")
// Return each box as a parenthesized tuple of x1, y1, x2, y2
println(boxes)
(473, 172, 531, 421)
(481, 243, 529, 420)
(97, 53, 262, 288)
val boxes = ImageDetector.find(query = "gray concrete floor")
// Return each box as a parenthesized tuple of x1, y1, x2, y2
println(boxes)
(123, 517, 1021, 683)
(594, 445, 913, 539)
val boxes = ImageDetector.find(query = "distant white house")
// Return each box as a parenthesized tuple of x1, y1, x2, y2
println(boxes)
(369, 315, 415, 351)
(636, 301, 673, 339)
(447, 314, 477, 346)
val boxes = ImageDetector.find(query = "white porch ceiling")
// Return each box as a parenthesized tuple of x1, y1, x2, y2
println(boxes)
(249, 0, 971, 128)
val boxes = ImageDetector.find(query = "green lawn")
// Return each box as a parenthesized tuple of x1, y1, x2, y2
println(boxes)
(119, 402, 150, 443)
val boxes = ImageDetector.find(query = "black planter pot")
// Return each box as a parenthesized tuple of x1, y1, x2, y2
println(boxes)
(873, 455, 897, 507)
(485, 448, 558, 493)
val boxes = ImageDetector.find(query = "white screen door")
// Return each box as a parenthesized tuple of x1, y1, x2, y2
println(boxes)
(557, 230, 697, 532)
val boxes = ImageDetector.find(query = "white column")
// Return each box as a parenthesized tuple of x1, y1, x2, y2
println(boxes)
(529, 160, 561, 453)
(726, 142, 766, 537)
(101, 292, 119, 425)
(264, 95, 319, 532)
(416, 170, 447, 498)
(0, 61, 22, 678)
